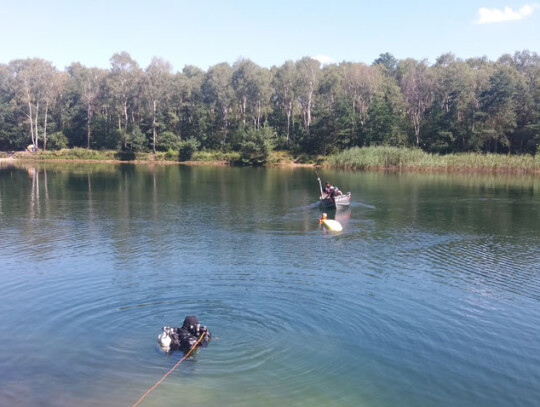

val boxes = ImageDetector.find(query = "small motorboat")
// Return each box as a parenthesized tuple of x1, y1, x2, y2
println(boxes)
(317, 173, 351, 209)
(319, 191, 351, 209)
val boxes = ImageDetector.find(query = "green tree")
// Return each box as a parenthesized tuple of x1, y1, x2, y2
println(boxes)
(46, 131, 68, 150)
(175, 66, 209, 145)
(295, 57, 320, 138)
(473, 65, 518, 152)
(144, 57, 172, 153)
(271, 61, 298, 147)
(398, 58, 435, 146)
(108, 52, 141, 150)
(8, 58, 61, 149)
(91, 117, 122, 149)
(314, 64, 354, 154)
(179, 137, 200, 161)
(67, 63, 106, 149)
(238, 126, 275, 166)
(202, 63, 234, 149)
(156, 131, 181, 151)
(373, 52, 398, 77)
(0, 64, 20, 150)
(126, 125, 147, 152)
(232, 59, 273, 130)
(342, 62, 384, 145)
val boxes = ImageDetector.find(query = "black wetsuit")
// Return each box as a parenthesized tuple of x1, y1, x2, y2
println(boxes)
(164, 316, 211, 352)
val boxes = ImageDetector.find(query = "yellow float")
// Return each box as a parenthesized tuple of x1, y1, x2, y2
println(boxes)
(318, 213, 343, 232)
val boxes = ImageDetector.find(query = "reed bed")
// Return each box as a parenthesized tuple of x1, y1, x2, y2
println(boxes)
(327, 147, 540, 172)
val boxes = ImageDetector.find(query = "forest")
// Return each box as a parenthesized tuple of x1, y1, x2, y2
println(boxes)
(0, 51, 539, 161)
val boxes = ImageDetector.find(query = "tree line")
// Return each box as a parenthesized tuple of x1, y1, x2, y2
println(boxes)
(0, 51, 539, 158)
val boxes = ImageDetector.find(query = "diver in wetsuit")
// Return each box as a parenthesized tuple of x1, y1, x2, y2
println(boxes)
(158, 315, 211, 353)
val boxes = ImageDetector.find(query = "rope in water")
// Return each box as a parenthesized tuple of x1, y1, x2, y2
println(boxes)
(132, 331, 206, 407)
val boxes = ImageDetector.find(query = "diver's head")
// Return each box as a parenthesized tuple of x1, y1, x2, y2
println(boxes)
(182, 315, 200, 334)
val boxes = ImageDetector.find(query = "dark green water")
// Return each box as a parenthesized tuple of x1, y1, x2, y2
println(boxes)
(1, 162, 539, 407)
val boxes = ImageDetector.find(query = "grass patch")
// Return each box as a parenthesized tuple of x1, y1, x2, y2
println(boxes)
(14, 149, 164, 162)
(16, 148, 119, 161)
(191, 150, 241, 163)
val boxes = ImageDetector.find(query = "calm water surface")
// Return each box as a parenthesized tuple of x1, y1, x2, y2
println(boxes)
(0, 162, 539, 407)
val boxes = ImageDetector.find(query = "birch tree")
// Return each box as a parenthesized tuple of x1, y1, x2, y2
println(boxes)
(398, 59, 435, 145)
(232, 59, 273, 130)
(295, 57, 320, 135)
(68, 63, 106, 148)
(8, 58, 58, 149)
(343, 63, 383, 129)
(145, 57, 172, 153)
(272, 61, 297, 146)
(108, 52, 140, 149)
(41, 69, 67, 150)
(202, 63, 233, 148)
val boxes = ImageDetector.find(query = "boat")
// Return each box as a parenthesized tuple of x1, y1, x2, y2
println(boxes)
(319, 191, 351, 209)
(316, 173, 351, 209)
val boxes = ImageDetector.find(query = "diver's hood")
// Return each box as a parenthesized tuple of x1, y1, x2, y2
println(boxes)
(182, 315, 200, 333)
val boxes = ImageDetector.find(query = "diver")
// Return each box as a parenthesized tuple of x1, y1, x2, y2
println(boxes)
(158, 315, 211, 353)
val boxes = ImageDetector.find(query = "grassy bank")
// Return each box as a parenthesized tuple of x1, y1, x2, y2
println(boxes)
(7, 146, 540, 173)
(327, 146, 540, 173)
(10, 148, 242, 164)
(9, 148, 302, 166)
(12, 148, 129, 161)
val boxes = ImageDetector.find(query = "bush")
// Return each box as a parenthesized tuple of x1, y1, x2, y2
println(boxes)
(238, 126, 275, 166)
(165, 148, 178, 161)
(91, 118, 121, 150)
(179, 137, 200, 161)
(157, 131, 182, 151)
(114, 151, 136, 161)
(191, 150, 240, 163)
(125, 126, 147, 152)
(46, 132, 68, 150)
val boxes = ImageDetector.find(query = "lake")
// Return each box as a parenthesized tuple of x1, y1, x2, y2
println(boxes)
(0, 162, 539, 407)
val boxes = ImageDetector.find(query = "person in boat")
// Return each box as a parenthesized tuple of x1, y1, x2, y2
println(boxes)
(323, 182, 342, 198)
(158, 315, 211, 353)
(323, 182, 334, 197)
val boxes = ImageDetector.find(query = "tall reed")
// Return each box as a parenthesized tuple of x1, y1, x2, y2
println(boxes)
(327, 146, 540, 172)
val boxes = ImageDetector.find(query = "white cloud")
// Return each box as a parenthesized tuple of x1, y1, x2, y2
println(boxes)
(312, 54, 334, 65)
(476, 4, 539, 24)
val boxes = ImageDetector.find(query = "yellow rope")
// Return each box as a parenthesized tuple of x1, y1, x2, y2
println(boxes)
(133, 331, 206, 407)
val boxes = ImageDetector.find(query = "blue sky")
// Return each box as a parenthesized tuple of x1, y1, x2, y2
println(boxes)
(1, 0, 539, 71)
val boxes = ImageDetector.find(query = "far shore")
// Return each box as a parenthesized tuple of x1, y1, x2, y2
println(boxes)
(0, 157, 319, 170)
(3, 156, 539, 174)
(2, 147, 539, 174)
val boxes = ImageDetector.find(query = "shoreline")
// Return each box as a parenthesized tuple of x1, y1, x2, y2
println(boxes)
(2, 155, 539, 174)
